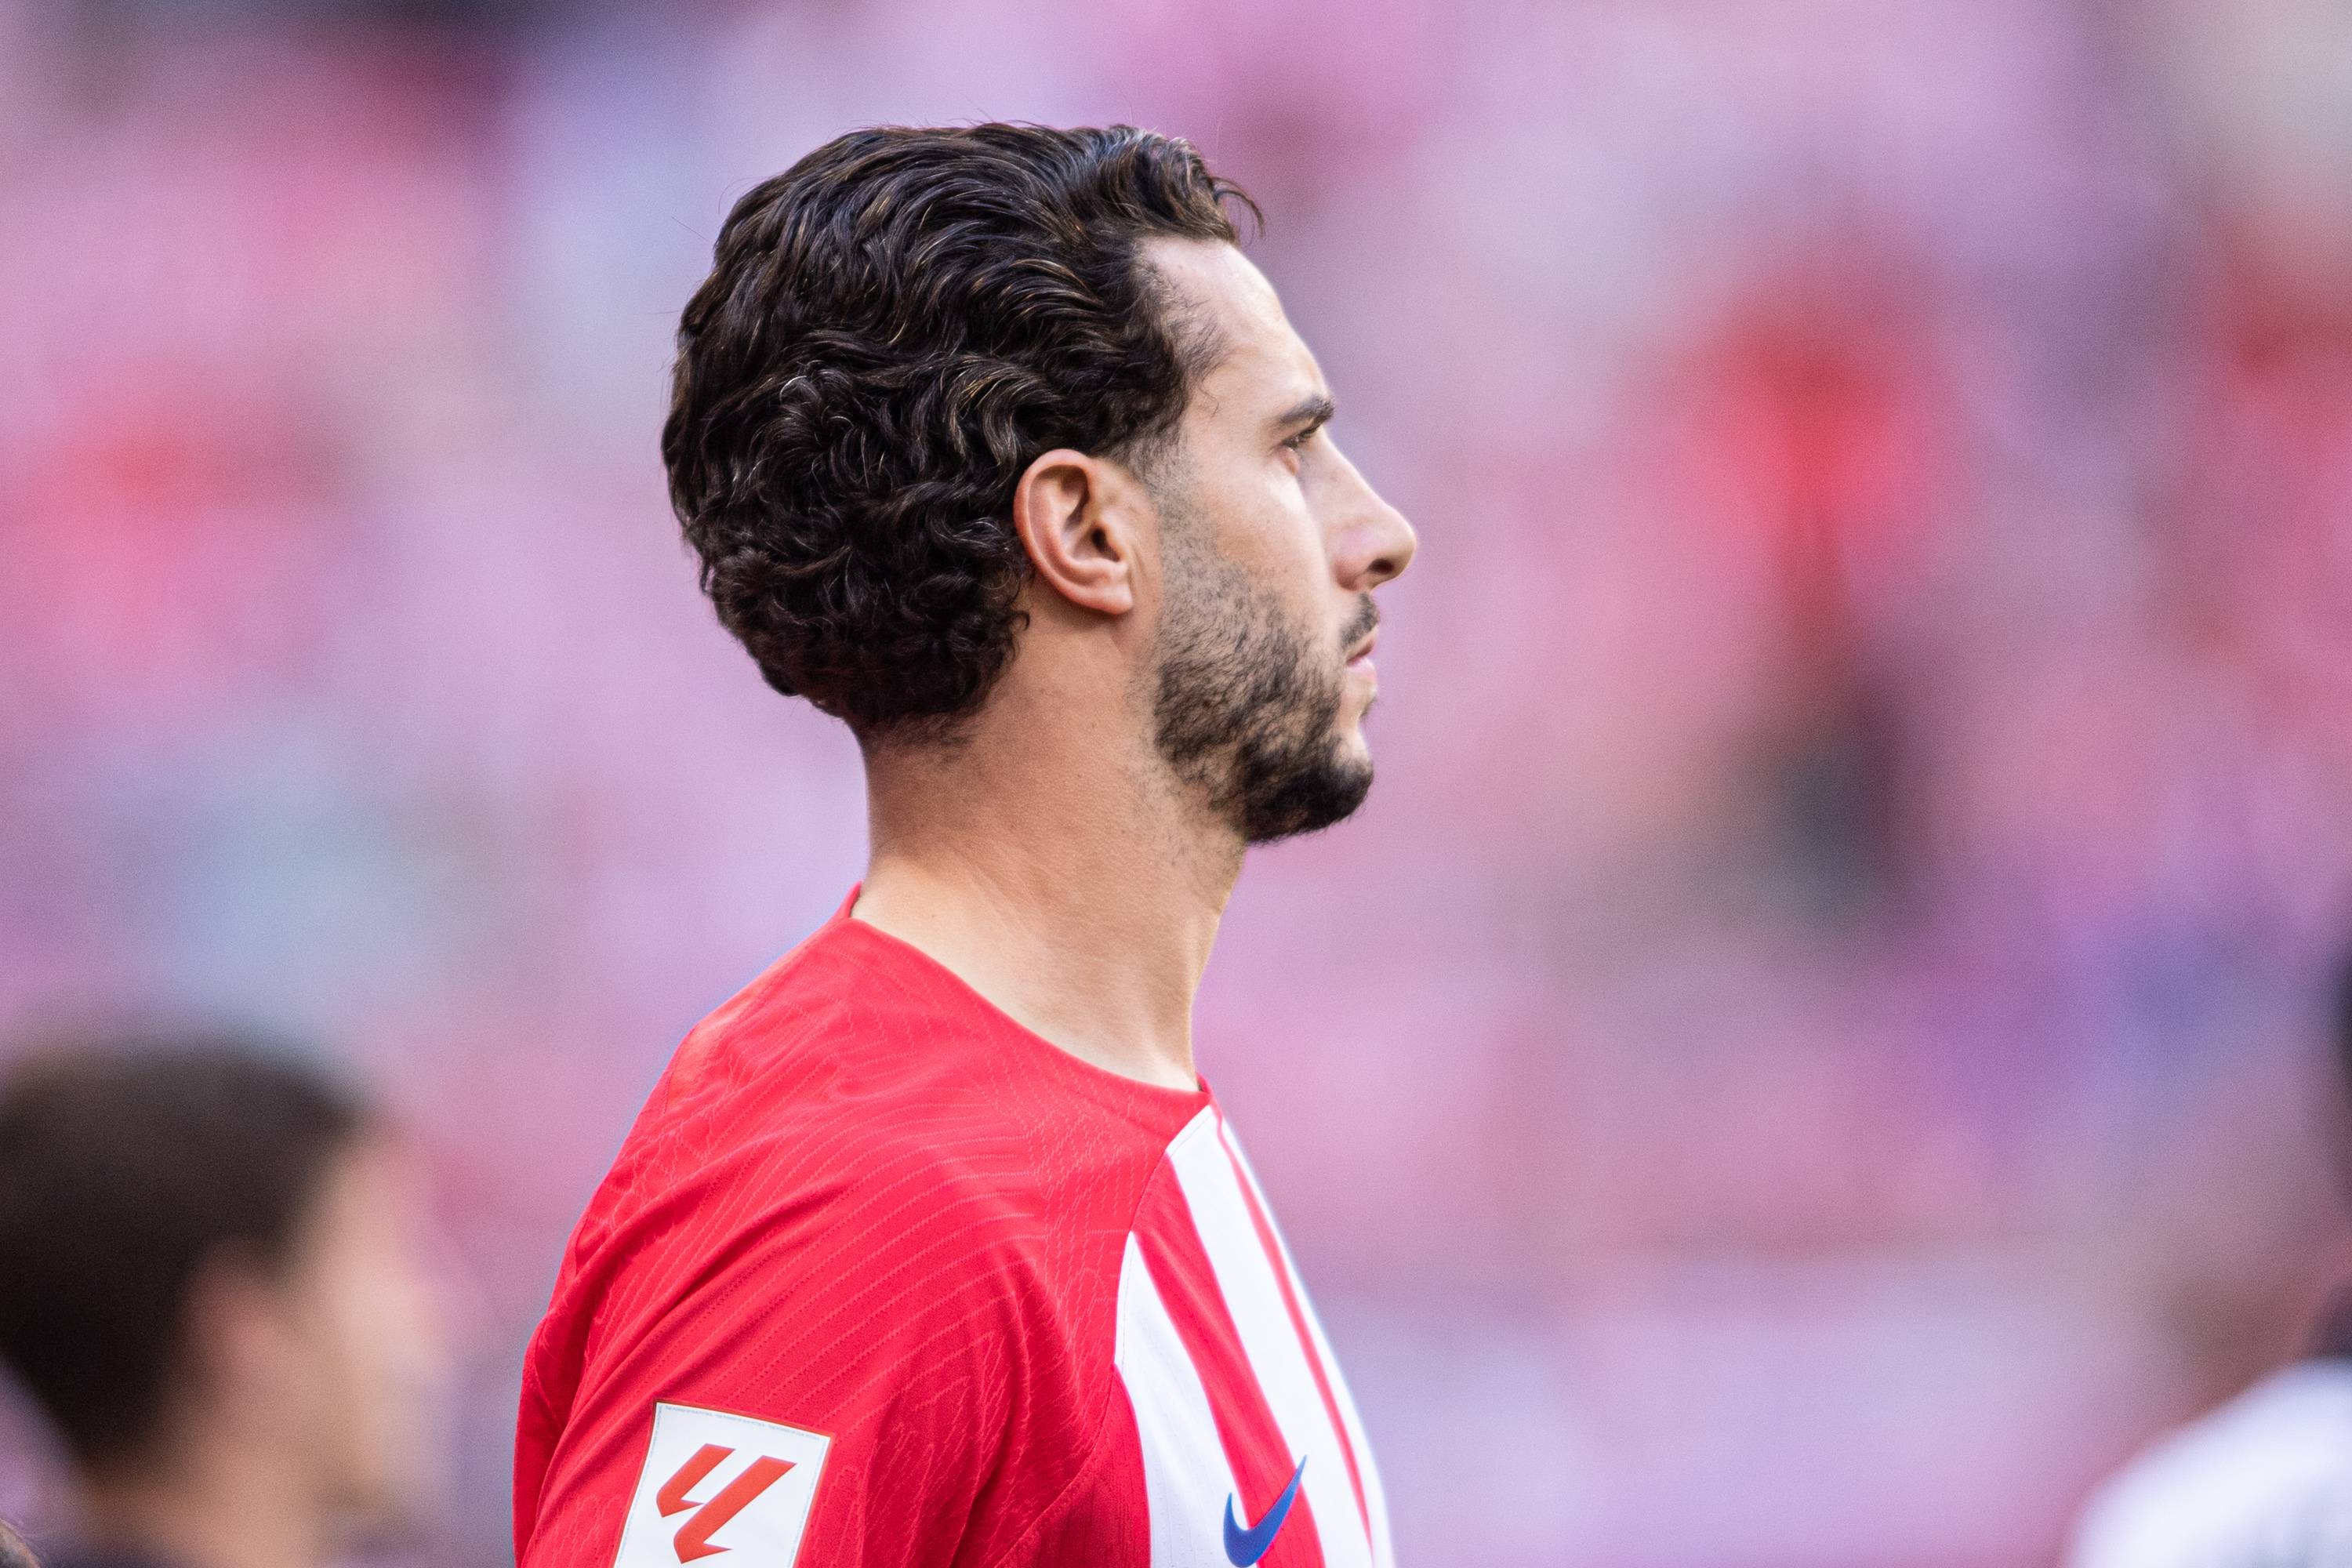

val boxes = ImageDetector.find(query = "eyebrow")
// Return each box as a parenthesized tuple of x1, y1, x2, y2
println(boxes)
(1271, 393, 1336, 439)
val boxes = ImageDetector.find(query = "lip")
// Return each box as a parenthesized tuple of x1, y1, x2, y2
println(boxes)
(1345, 630, 1378, 670)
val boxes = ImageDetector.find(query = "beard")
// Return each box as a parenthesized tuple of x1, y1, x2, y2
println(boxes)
(1149, 510, 1378, 846)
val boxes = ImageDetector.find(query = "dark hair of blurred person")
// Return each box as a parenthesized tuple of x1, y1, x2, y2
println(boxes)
(0, 1036, 451, 1568)
(2063, 953, 2352, 1567)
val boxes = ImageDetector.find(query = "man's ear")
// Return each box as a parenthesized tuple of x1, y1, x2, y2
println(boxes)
(1011, 448, 1142, 617)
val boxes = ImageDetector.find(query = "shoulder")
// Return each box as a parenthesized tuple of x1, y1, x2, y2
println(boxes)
(539, 910, 1189, 1403)
(590, 912, 1198, 1276)
(517, 919, 1187, 1568)
(585, 915, 1048, 1243)
(2070, 1363, 2352, 1568)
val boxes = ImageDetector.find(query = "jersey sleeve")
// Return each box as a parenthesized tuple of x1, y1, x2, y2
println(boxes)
(517, 1150, 1077, 1568)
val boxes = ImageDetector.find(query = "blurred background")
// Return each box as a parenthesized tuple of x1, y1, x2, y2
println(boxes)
(7, 0, 2352, 1563)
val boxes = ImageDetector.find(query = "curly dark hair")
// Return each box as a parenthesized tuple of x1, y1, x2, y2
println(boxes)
(663, 123, 1257, 736)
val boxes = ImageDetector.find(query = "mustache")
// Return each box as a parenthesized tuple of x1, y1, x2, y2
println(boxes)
(1339, 596, 1379, 655)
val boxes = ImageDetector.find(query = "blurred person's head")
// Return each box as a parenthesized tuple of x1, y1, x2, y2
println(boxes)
(0, 1035, 450, 1568)
(664, 124, 1416, 846)
(2321, 949, 2352, 1174)
(2334, 945, 2352, 1104)
(2310, 951, 2352, 1357)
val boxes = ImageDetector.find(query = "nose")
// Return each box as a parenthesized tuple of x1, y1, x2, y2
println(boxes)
(1330, 448, 1417, 592)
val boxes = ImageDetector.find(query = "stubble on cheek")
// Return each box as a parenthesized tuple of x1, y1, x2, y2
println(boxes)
(1149, 535, 1370, 844)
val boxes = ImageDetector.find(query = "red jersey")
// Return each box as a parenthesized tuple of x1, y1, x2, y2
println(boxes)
(514, 893, 1392, 1568)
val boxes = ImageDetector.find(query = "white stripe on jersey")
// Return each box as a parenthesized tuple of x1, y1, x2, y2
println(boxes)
(1215, 1123, 1396, 1568)
(1113, 1231, 1241, 1568)
(1164, 1109, 1377, 1568)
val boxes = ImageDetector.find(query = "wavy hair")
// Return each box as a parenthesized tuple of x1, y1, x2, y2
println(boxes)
(663, 124, 1258, 737)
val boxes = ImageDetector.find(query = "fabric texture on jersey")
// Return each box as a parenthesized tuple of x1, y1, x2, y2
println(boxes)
(514, 891, 1391, 1568)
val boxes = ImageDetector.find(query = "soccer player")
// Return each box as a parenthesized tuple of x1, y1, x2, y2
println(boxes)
(0, 1035, 452, 1568)
(514, 125, 1417, 1566)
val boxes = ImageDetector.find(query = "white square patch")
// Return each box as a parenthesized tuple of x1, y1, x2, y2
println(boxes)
(612, 1402, 832, 1568)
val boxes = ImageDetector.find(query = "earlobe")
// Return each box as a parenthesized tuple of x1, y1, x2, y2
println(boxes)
(1011, 448, 1138, 617)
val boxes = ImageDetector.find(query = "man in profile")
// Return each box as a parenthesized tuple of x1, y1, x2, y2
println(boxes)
(516, 125, 1417, 1566)
(0, 1036, 452, 1568)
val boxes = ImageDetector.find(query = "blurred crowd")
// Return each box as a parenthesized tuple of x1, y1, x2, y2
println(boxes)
(8, 0, 2352, 1563)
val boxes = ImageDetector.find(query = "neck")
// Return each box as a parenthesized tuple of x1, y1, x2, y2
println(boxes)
(854, 694, 1241, 1091)
(76, 1439, 327, 1568)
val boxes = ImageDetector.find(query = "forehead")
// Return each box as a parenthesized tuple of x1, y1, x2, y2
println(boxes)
(1144, 238, 1322, 408)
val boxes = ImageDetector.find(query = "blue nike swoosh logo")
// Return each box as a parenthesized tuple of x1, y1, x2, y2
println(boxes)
(1223, 1457, 1307, 1566)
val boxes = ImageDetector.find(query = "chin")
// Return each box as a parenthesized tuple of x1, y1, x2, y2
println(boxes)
(1237, 748, 1374, 846)
(1327, 717, 1376, 775)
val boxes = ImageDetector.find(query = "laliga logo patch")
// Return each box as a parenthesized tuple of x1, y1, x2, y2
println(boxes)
(615, 1403, 831, 1567)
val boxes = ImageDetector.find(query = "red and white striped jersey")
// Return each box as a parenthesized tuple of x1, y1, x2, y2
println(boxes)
(514, 892, 1392, 1568)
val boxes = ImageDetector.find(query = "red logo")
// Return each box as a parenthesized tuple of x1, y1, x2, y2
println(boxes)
(655, 1443, 797, 1563)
